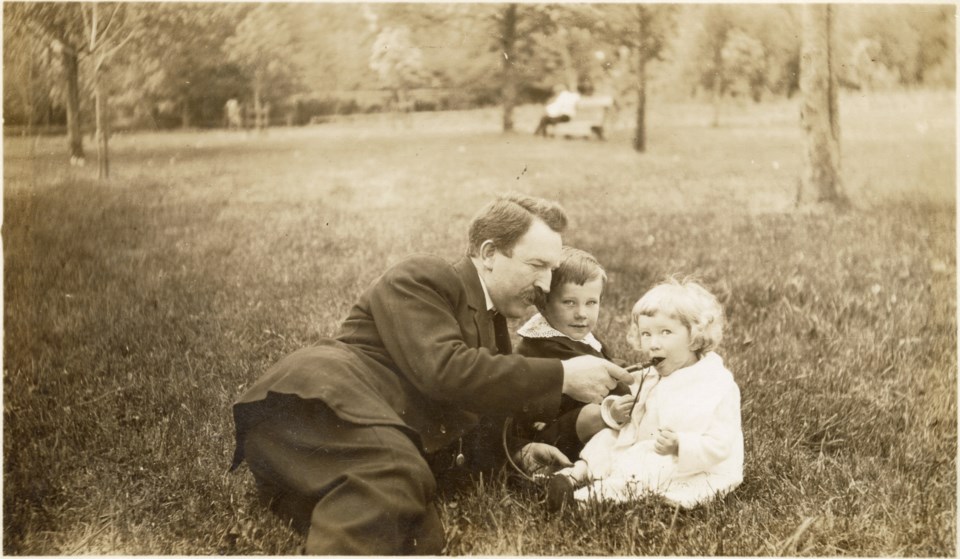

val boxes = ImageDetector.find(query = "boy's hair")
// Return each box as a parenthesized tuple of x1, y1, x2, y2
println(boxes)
(535, 246, 607, 312)
(627, 277, 724, 355)
(466, 192, 568, 257)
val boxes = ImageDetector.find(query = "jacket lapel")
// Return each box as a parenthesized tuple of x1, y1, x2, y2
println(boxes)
(454, 257, 497, 351)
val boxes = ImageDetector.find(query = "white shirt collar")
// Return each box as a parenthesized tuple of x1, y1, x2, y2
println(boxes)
(476, 270, 495, 312)
(517, 313, 603, 353)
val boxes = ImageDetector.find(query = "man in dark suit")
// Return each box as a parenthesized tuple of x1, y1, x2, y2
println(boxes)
(230, 193, 631, 554)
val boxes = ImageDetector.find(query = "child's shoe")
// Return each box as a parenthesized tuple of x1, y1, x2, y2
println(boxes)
(545, 475, 575, 512)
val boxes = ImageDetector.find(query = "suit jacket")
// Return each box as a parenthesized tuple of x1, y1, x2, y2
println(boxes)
(232, 256, 564, 468)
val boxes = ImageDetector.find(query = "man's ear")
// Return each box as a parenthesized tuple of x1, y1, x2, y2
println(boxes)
(479, 240, 497, 269)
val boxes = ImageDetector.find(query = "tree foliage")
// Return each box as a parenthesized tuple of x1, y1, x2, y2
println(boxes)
(79, 2, 145, 178)
(224, 4, 303, 127)
(3, 2, 954, 138)
(3, 7, 63, 131)
(836, 4, 955, 89)
(7, 2, 88, 158)
(673, 5, 801, 103)
(114, 3, 248, 128)
(575, 4, 677, 151)
(370, 26, 427, 97)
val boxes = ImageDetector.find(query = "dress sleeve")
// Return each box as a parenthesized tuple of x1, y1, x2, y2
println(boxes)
(675, 383, 742, 474)
(599, 396, 626, 430)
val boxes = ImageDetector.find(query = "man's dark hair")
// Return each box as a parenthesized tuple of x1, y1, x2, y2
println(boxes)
(467, 193, 568, 257)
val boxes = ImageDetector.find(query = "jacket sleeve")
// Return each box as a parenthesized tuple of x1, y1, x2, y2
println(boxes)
(367, 259, 563, 419)
(517, 336, 594, 360)
(675, 382, 742, 475)
(599, 395, 626, 429)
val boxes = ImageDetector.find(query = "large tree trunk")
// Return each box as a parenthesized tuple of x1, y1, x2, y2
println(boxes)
(500, 3, 518, 133)
(62, 47, 85, 161)
(798, 4, 848, 208)
(633, 7, 648, 152)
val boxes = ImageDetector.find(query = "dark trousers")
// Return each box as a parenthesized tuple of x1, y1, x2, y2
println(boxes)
(533, 403, 585, 462)
(242, 396, 444, 555)
(534, 114, 571, 136)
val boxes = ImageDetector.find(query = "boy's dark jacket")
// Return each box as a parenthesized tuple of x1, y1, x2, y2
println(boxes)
(515, 334, 629, 460)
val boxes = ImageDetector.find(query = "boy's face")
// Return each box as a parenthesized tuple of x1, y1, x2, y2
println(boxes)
(542, 278, 603, 341)
(634, 311, 698, 377)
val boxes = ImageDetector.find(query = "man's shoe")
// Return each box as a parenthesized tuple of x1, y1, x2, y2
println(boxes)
(545, 475, 575, 512)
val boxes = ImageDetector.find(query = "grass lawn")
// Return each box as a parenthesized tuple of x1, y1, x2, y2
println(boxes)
(3, 90, 955, 555)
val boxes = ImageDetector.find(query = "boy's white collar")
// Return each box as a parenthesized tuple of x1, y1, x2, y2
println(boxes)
(518, 313, 603, 353)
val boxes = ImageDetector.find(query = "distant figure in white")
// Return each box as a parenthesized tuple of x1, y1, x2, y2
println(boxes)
(534, 84, 580, 137)
(225, 99, 243, 130)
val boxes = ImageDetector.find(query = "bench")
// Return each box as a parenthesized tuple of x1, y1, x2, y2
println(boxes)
(550, 96, 615, 140)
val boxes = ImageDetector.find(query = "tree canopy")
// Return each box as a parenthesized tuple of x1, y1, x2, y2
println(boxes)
(3, 2, 954, 130)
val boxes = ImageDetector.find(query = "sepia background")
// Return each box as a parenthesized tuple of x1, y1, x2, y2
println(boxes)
(3, 2, 955, 555)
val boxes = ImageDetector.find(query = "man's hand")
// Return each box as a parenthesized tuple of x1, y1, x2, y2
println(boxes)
(654, 428, 679, 456)
(561, 355, 634, 404)
(513, 443, 572, 477)
(609, 394, 635, 425)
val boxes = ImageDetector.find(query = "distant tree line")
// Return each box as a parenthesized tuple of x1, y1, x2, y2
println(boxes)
(4, 2, 954, 134)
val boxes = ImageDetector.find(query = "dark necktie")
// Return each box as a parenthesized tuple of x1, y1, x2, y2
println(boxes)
(491, 311, 512, 355)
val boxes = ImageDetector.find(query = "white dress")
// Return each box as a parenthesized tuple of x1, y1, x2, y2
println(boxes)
(574, 352, 743, 509)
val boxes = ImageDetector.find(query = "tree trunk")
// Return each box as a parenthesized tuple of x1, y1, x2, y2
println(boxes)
(557, 27, 578, 91)
(500, 3, 518, 133)
(711, 42, 723, 128)
(62, 47, 85, 161)
(711, 80, 721, 128)
(94, 69, 109, 179)
(633, 54, 648, 152)
(90, 3, 108, 179)
(181, 100, 192, 129)
(24, 55, 35, 142)
(798, 4, 847, 208)
(253, 85, 263, 132)
(633, 8, 648, 152)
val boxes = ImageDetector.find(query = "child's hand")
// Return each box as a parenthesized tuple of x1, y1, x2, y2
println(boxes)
(609, 394, 634, 424)
(654, 428, 679, 456)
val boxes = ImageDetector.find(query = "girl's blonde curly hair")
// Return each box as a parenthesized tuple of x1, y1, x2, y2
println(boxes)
(626, 277, 725, 356)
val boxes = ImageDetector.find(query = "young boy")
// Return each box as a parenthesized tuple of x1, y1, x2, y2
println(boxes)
(515, 247, 629, 461)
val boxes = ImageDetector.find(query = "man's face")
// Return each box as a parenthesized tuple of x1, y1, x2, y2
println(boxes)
(482, 219, 563, 319)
